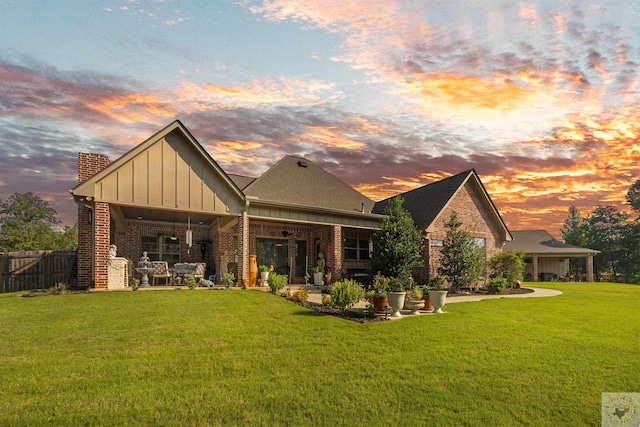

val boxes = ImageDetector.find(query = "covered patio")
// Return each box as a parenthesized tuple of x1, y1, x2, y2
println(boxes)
(503, 230, 600, 282)
(70, 121, 381, 289)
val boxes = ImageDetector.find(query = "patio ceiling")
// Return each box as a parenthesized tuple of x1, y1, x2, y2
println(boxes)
(119, 206, 219, 226)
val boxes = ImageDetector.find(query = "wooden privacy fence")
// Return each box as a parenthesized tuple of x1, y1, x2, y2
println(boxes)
(0, 251, 77, 293)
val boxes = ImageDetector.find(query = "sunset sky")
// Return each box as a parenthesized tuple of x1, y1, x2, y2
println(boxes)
(1, 1, 639, 237)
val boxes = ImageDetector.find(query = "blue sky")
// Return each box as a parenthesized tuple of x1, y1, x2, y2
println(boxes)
(1, 0, 639, 234)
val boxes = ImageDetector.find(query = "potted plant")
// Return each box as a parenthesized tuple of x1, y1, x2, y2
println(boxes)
(258, 265, 270, 285)
(404, 285, 425, 315)
(371, 273, 389, 313)
(428, 276, 448, 314)
(420, 284, 434, 312)
(312, 265, 324, 287)
(387, 276, 408, 317)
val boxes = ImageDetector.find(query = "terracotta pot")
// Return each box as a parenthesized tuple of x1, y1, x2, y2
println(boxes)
(372, 295, 388, 313)
(421, 295, 434, 312)
(248, 255, 257, 287)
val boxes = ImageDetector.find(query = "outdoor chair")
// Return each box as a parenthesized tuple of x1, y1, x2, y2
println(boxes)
(151, 261, 171, 286)
(194, 263, 206, 282)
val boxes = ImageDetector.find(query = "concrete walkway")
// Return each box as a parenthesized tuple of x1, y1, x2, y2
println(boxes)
(301, 286, 562, 317)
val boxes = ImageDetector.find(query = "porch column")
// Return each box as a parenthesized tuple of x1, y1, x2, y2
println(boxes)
(92, 202, 110, 289)
(328, 225, 342, 282)
(586, 254, 594, 282)
(532, 254, 539, 282)
(238, 210, 249, 288)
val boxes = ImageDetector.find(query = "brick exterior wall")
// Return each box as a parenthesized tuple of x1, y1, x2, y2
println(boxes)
(423, 180, 506, 285)
(77, 153, 110, 289)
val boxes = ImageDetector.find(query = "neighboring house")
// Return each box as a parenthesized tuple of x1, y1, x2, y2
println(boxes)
(373, 170, 512, 283)
(503, 230, 600, 282)
(70, 120, 511, 289)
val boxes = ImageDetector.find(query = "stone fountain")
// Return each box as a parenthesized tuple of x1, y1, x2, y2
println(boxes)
(135, 251, 154, 288)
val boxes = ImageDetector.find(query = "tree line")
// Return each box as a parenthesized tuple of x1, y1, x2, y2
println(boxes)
(561, 179, 640, 283)
(0, 192, 77, 252)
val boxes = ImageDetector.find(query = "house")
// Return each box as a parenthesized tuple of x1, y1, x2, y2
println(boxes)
(502, 230, 599, 282)
(70, 120, 511, 289)
(373, 170, 512, 283)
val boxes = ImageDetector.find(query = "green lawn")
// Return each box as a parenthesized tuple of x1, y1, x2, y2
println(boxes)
(0, 283, 638, 426)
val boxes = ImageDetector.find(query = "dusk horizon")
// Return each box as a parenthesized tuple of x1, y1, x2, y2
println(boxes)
(1, 1, 638, 238)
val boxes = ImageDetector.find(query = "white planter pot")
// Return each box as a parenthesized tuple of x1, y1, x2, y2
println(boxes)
(428, 290, 448, 314)
(313, 272, 324, 286)
(387, 292, 406, 317)
(260, 271, 269, 285)
(404, 299, 425, 315)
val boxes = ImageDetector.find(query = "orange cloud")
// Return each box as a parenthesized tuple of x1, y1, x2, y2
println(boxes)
(176, 78, 340, 111)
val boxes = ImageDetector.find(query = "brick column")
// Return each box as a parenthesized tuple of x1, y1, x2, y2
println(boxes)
(328, 225, 342, 282)
(76, 153, 110, 289)
(237, 212, 249, 287)
(93, 202, 111, 288)
(532, 254, 539, 282)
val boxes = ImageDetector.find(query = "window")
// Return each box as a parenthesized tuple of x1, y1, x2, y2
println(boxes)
(141, 236, 180, 266)
(256, 238, 289, 274)
(344, 238, 371, 260)
(474, 237, 486, 248)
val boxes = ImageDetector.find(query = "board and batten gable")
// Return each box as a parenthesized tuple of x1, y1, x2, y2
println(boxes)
(73, 124, 244, 216)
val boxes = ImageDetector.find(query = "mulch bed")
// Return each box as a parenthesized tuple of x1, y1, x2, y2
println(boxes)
(287, 298, 389, 323)
(21, 290, 90, 297)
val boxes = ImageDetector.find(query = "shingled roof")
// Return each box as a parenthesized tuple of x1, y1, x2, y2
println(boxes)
(243, 155, 376, 213)
(504, 230, 599, 256)
(227, 174, 256, 191)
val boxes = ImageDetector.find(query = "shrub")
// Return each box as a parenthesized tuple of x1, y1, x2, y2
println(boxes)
(47, 282, 67, 296)
(321, 294, 332, 307)
(291, 287, 309, 302)
(388, 276, 408, 292)
(489, 251, 526, 286)
(487, 277, 508, 294)
(221, 273, 235, 288)
(328, 279, 365, 311)
(258, 264, 270, 273)
(131, 278, 140, 291)
(371, 273, 389, 297)
(268, 273, 288, 295)
(429, 276, 446, 290)
(186, 275, 198, 290)
(410, 286, 423, 299)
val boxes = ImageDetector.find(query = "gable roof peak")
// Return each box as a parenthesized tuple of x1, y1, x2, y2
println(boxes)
(244, 155, 375, 213)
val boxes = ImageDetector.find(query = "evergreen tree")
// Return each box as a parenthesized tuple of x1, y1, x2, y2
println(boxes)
(437, 211, 486, 291)
(370, 196, 423, 283)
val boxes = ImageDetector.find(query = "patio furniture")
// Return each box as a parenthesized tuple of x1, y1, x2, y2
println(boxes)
(194, 263, 206, 282)
(151, 261, 171, 286)
(174, 263, 195, 283)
